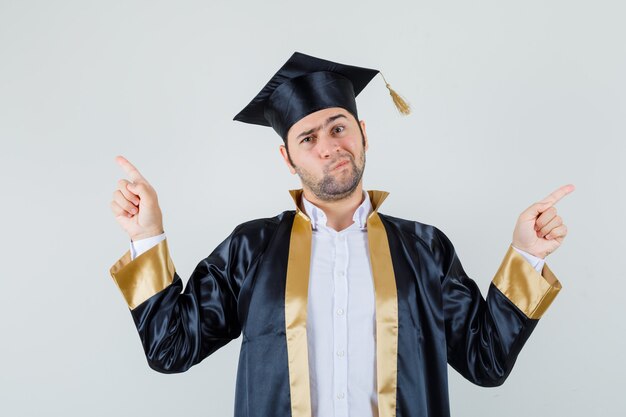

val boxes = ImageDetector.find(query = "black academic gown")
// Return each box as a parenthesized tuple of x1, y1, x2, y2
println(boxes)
(110, 190, 561, 417)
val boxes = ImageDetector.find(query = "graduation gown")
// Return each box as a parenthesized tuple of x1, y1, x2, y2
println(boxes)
(110, 190, 562, 417)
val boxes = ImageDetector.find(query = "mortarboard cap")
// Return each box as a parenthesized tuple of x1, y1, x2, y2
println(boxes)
(233, 51, 409, 140)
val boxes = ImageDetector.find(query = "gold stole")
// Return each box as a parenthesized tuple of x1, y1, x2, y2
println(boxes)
(284, 189, 399, 417)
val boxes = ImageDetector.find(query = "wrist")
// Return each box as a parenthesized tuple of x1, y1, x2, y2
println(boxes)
(131, 229, 164, 241)
(511, 243, 546, 260)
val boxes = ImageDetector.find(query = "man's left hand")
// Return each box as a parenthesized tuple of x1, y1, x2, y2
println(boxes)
(512, 184, 575, 259)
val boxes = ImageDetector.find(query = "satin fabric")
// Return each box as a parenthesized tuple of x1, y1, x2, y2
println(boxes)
(232, 52, 379, 139)
(265, 71, 359, 140)
(129, 211, 540, 417)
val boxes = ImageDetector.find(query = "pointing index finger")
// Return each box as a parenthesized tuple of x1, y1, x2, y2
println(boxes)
(539, 184, 575, 207)
(115, 155, 146, 183)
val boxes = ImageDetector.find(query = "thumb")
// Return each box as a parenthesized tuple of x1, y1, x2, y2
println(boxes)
(535, 201, 553, 214)
(521, 201, 552, 220)
(126, 182, 149, 200)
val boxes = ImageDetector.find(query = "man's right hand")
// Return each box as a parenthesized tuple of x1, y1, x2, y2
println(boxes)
(111, 155, 164, 241)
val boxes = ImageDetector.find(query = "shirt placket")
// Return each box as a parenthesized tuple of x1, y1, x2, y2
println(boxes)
(333, 231, 349, 417)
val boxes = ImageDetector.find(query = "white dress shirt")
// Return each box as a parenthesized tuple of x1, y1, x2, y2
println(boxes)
(129, 191, 545, 417)
(301, 191, 378, 417)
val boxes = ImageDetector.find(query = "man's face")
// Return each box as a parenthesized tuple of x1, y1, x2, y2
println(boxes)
(279, 107, 368, 202)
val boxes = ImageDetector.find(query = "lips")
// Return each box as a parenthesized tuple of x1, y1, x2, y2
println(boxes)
(331, 159, 350, 170)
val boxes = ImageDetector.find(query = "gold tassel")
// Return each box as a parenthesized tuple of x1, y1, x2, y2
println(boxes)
(380, 72, 411, 115)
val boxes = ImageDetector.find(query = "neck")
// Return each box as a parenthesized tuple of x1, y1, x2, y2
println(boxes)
(302, 183, 366, 232)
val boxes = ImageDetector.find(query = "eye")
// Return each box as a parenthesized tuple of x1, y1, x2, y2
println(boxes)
(300, 136, 312, 144)
(333, 125, 345, 134)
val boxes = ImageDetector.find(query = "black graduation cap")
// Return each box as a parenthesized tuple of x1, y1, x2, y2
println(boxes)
(233, 51, 410, 140)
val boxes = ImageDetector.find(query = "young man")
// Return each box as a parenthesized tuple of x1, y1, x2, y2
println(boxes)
(109, 52, 573, 417)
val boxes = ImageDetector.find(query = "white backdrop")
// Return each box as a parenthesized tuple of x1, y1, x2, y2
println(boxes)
(1, 0, 624, 416)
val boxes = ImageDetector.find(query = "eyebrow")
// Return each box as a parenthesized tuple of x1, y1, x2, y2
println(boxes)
(296, 114, 348, 140)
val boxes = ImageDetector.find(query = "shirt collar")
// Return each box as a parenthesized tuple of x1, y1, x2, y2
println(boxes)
(300, 190, 372, 231)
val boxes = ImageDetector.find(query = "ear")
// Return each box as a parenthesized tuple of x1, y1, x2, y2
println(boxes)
(360, 119, 369, 151)
(279, 144, 297, 174)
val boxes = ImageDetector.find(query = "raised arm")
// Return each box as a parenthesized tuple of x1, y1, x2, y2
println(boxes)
(109, 155, 242, 373)
(441, 185, 573, 386)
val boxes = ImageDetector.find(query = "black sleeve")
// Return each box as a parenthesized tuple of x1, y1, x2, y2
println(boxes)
(129, 232, 242, 373)
(434, 228, 560, 387)
(110, 222, 265, 374)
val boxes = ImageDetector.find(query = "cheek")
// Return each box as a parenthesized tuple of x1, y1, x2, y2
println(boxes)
(291, 151, 316, 170)
(346, 138, 364, 154)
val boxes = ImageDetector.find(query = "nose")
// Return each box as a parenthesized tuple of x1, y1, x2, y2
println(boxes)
(318, 135, 342, 159)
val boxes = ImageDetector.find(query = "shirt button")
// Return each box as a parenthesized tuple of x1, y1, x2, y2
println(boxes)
(337, 392, 345, 399)
(337, 350, 345, 357)
(336, 308, 344, 316)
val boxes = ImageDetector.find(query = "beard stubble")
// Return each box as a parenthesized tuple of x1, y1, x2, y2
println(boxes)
(293, 149, 366, 202)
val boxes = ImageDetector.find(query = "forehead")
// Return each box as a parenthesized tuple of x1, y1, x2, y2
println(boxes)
(286, 107, 354, 140)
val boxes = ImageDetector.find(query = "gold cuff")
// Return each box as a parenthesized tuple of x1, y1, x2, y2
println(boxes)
(492, 245, 562, 319)
(109, 239, 175, 309)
